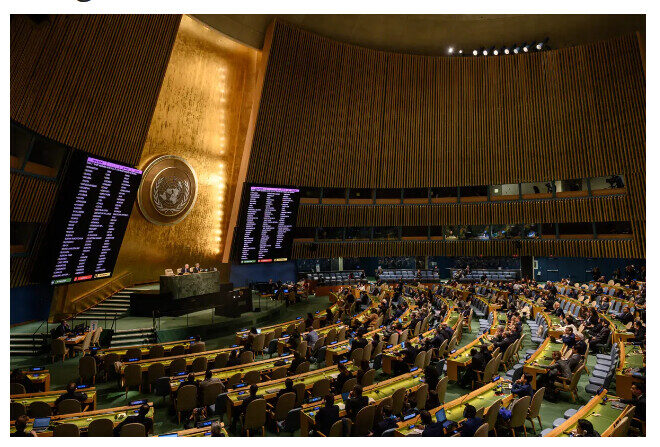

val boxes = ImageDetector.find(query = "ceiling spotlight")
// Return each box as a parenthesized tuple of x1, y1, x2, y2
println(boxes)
(536, 42, 542, 50)
(482, 49, 488, 56)
(458, 49, 463, 55)
(522, 42, 529, 53)
(504, 48, 510, 55)
(448, 47, 454, 54)
(513, 47, 519, 54)
(493, 49, 499, 56)
(473, 49, 478, 56)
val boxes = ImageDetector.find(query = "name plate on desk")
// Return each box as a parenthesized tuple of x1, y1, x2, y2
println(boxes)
(160, 271, 222, 300)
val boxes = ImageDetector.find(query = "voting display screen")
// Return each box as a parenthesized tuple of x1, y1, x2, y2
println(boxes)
(43, 152, 142, 285)
(238, 185, 300, 264)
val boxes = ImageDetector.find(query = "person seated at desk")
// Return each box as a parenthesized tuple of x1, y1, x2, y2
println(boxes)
(245, 327, 259, 349)
(54, 381, 88, 410)
(192, 262, 201, 273)
(571, 419, 599, 437)
(536, 349, 582, 401)
(183, 373, 199, 389)
(52, 319, 71, 338)
(277, 378, 295, 399)
(10, 368, 36, 393)
(561, 326, 576, 349)
(588, 319, 611, 351)
(231, 384, 263, 431)
(416, 409, 445, 437)
(199, 369, 222, 388)
(572, 333, 588, 356)
(333, 362, 353, 394)
(511, 374, 534, 399)
(631, 321, 646, 345)
(304, 313, 315, 329)
(11, 415, 37, 437)
(313, 393, 340, 436)
(324, 307, 334, 325)
(179, 264, 191, 275)
(349, 329, 368, 355)
(305, 326, 319, 352)
(345, 384, 369, 421)
(288, 351, 306, 375)
(226, 349, 240, 367)
(372, 405, 398, 436)
(288, 329, 302, 352)
(551, 301, 565, 318)
(617, 306, 635, 326)
(113, 403, 153, 436)
(459, 345, 491, 389)
(424, 365, 441, 407)
(458, 404, 483, 437)
(611, 383, 646, 432)
(211, 421, 225, 437)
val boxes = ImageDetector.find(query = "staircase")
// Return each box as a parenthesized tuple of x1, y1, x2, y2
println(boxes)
(10, 333, 48, 356)
(73, 291, 131, 321)
(110, 327, 157, 348)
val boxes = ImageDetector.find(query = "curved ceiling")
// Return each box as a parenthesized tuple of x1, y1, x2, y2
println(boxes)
(192, 14, 645, 55)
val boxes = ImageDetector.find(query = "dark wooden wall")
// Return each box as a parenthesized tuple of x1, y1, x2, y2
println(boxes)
(245, 21, 645, 259)
(10, 14, 182, 288)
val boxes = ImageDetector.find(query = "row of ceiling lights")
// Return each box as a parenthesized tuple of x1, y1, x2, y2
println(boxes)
(448, 38, 549, 56)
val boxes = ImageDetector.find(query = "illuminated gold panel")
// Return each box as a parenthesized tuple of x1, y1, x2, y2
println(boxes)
(61, 15, 258, 309)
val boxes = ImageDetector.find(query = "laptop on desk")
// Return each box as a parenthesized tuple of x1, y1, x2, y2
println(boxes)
(32, 417, 51, 433)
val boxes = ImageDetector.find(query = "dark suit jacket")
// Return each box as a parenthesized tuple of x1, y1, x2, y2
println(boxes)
(345, 395, 368, 420)
(239, 394, 263, 415)
(422, 422, 446, 437)
(315, 405, 340, 436)
(54, 390, 88, 407)
(113, 415, 153, 436)
(374, 416, 398, 436)
(459, 417, 483, 437)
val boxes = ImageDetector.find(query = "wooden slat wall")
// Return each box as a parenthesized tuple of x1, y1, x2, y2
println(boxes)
(10, 14, 182, 288)
(292, 239, 642, 260)
(10, 14, 182, 166)
(296, 196, 629, 227)
(244, 22, 645, 259)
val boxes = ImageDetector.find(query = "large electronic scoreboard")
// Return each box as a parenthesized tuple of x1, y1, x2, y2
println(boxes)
(237, 185, 300, 264)
(39, 151, 143, 286)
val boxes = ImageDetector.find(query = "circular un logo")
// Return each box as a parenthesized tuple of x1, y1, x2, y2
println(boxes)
(137, 155, 198, 225)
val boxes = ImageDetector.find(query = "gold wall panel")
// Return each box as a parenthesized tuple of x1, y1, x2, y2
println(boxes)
(62, 15, 259, 307)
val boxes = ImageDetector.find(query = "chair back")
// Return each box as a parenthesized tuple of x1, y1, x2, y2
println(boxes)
(297, 341, 308, 358)
(569, 364, 586, 390)
(214, 352, 229, 368)
(176, 384, 198, 413)
(415, 383, 429, 410)
(313, 336, 326, 352)
(328, 418, 352, 436)
(350, 348, 364, 364)
(325, 328, 337, 344)
(362, 343, 373, 362)
(190, 342, 206, 353)
(484, 398, 502, 430)
(240, 350, 255, 364)
(104, 353, 120, 377)
(436, 376, 449, 404)
(413, 351, 426, 369)
(10, 401, 26, 420)
(201, 382, 224, 406)
(509, 396, 531, 428)
(252, 334, 266, 352)
(273, 327, 283, 339)
(353, 405, 376, 436)
(388, 333, 399, 345)
(360, 369, 376, 386)
(244, 398, 267, 432)
(191, 356, 208, 373)
(372, 341, 384, 357)
(474, 422, 489, 437)
(58, 398, 82, 415)
(80, 331, 93, 352)
(53, 422, 80, 437)
(91, 327, 103, 345)
(169, 345, 185, 356)
(391, 388, 406, 415)
(10, 383, 26, 394)
(125, 348, 142, 361)
(437, 339, 448, 358)
(154, 376, 172, 397)
(293, 382, 307, 406)
(527, 387, 545, 419)
(295, 361, 310, 374)
(51, 338, 66, 356)
(311, 378, 331, 397)
(79, 355, 97, 381)
(169, 358, 187, 376)
(424, 349, 434, 367)
(28, 400, 52, 418)
(337, 327, 347, 342)
(270, 365, 288, 380)
(87, 418, 114, 437)
(227, 372, 243, 388)
(610, 416, 630, 437)
(120, 422, 146, 437)
(243, 370, 261, 385)
(149, 345, 165, 358)
(124, 364, 143, 387)
(341, 377, 357, 394)
(413, 321, 422, 337)
(480, 357, 497, 383)
(399, 329, 409, 344)
(274, 392, 296, 421)
(147, 363, 166, 387)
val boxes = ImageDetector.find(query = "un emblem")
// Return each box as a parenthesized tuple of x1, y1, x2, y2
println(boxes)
(137, 155, 198, 225)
